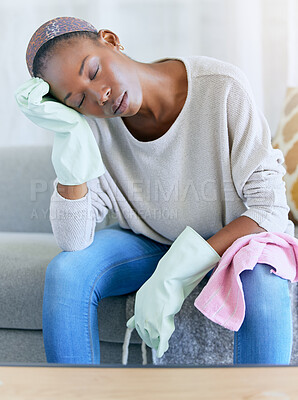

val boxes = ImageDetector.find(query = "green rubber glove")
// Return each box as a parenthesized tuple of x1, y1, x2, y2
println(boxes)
(14, 77, 105, 185)
(126, 226, 221, 358)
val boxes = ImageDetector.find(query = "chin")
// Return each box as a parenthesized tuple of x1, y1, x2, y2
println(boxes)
(124, 103, 141, 118)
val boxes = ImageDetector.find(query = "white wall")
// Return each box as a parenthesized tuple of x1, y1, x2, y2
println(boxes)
(2, 0, 298, 147)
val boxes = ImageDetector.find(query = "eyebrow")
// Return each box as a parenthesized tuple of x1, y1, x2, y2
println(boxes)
(63, 55, 89, 103)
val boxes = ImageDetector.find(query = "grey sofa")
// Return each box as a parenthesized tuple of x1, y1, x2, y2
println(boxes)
(0, 145, 297, 366)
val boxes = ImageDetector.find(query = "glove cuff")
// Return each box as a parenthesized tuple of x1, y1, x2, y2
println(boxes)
(154, 226, 221, 284)
(185, 226, 220, 260)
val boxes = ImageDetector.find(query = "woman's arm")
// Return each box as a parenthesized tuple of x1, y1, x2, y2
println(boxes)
(50, 177, 110, 251)
(57, 182, 88, 199)
(222, 69, 290, 247)
(207, 215, 266, 257)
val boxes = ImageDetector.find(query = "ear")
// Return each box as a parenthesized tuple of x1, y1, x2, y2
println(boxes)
(97, 29, 122, 50)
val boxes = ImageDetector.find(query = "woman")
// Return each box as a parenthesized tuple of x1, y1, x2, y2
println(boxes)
(15, 17, 294, 365)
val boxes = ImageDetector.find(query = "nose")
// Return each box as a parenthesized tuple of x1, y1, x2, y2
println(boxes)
(99, 86, 111, 105)
(93, 86, 111, 106)
(87, 86, 111, 106)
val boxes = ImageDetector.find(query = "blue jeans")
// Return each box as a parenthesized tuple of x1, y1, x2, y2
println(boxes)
(42, 223, 293, 365)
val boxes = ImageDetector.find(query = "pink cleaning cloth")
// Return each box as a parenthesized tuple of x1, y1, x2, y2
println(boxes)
(194, 232, 298, 331)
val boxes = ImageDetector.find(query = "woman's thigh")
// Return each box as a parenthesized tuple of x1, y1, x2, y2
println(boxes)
(44, 223, 171, 301)
(42, 223, 171, 363)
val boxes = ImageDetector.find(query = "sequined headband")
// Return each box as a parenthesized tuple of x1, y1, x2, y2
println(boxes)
(26, 16, 98, 77)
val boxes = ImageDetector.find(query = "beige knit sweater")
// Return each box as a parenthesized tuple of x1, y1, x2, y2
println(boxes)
(49, 55, 295, 251)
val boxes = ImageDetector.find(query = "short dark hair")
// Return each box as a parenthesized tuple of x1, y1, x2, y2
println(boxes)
(32, 30, 99, 77)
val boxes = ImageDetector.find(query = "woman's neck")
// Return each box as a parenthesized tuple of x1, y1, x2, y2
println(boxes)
(121, 58, 188, 141)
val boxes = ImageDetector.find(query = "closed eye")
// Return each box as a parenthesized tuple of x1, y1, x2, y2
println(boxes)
(78, 94, 85, 108)
(91, 65, 99, 80)
(77, 65, 99, 108)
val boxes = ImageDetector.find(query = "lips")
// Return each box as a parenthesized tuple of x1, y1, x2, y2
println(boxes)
(112, 92, 125, 114)
(112, 91, 128, 115)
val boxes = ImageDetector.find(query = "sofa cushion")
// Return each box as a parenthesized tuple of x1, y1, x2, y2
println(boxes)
(0, 146, 118, 234)
(0, 232, 60, 329)
(0, 146, 56, 233)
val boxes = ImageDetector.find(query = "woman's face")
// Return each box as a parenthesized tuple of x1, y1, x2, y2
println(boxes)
(41, 33, 143, 118)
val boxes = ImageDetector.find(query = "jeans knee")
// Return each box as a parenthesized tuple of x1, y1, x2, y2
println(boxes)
(240, 263, 291, 314)
(45, 252, 78, 290)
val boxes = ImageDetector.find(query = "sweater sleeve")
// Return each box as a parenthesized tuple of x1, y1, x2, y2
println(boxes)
(227, 73, 290, 233)
(49, 177, 111, 252)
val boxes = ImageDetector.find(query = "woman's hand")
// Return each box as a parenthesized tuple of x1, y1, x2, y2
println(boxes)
(126, 226, 221, 358)
(14, 77, 105, 185)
